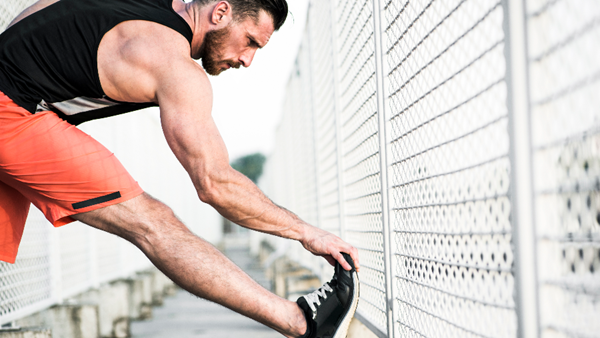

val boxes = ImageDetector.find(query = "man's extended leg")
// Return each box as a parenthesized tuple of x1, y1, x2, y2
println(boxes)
(0, 91, 306, 336)
(72, 193, 307, 338)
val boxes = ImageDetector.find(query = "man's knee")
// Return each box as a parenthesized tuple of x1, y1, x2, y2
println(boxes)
(135, 193, 177, 221)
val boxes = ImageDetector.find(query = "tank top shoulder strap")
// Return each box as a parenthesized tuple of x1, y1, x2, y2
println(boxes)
(135, 0, 194, 45)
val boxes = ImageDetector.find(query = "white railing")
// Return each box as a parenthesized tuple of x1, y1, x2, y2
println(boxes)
(0, 1, 222, 325)
(259, 0, 600, 337)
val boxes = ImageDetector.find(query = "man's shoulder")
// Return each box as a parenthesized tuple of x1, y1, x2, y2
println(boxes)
(115, 20, 191, 53)
(98, 20, 204, 103)
(102, 19, 197, 75)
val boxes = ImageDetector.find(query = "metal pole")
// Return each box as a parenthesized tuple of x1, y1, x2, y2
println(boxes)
(372, 0, 395, 336)
(305, 1, 322, 243)
(503, 0, 539, 337)
(304, 3, 325, 277)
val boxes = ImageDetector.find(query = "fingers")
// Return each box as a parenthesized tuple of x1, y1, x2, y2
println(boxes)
(332, 251, 352, 271)
(331, 244, 360, 272)
(324, 255, 336, 267)
(303, 226, 360, 272)
(348, 245, 360, 272)
(340, 240, 360, 272)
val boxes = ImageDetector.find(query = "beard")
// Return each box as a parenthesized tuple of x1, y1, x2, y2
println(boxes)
(199, 25, 241, 76)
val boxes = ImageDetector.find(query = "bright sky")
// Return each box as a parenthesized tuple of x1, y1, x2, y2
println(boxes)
(208, 0, 309, 161)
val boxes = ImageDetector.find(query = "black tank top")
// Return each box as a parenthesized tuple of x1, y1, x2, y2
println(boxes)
(0, 0, 193, 125)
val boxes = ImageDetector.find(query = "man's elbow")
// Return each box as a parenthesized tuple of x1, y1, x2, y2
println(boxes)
(195, 173, 227, 206)
(196, 177, 216, 204)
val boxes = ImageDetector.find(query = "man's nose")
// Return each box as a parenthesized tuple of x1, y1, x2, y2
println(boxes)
(239, 48, 257, 68)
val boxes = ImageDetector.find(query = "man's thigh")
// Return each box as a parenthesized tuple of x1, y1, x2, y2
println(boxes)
(0, 91, 143, 261)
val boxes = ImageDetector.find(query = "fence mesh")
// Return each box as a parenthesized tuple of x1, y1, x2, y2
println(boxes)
(0, 209, 52, 323)
(266, 0, 599, 337)
(284, 39, 323, 269)
(3, 0, 600, 336)
(383, 0, 516, 337)
(332, 0, 390, 333)
(308, 0, 342, 240)
(527, 0, 600, 336)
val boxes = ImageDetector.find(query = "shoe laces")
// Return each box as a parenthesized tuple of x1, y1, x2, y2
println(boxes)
(304, 283, 334, 316)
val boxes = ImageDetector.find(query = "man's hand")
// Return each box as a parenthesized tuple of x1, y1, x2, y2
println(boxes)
(300, 226, 360, 272)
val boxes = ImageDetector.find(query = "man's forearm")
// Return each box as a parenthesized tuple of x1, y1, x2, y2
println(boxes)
(198, 167, 309, 241)
(192, 165, 359, 271)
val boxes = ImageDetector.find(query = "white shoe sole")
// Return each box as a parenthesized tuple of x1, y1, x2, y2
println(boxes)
(332, 270, 360, 338)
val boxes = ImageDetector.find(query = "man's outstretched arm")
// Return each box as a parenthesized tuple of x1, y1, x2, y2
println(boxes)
(93, 16, 358, 270)
(157, 61, 359, 271)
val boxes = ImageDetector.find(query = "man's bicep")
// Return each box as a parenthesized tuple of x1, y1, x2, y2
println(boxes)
(161, 110, 230, 176)
(158, 68, 230, 184)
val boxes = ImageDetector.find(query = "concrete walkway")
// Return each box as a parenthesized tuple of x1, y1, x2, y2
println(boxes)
(130, 236, 282, 338)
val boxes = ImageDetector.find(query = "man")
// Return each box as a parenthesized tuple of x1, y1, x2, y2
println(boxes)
(0, 0, 359, 337)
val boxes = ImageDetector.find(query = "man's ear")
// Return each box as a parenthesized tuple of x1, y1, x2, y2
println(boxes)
(211, 1, 233, 27)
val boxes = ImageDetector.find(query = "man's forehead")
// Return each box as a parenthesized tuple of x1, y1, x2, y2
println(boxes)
(240, 10, 275, 47)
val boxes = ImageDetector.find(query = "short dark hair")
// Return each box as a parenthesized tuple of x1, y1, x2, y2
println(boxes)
(195, 0, 288, 31)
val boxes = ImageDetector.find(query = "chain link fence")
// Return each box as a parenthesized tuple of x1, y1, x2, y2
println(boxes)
(261, 0, 600, 337)
(2, 0, 599, 336)
(0, 1, 221, 325)
(528, 0, 600, 336)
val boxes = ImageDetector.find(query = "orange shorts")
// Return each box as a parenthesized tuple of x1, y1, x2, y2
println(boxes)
(0, 91, 144, 263)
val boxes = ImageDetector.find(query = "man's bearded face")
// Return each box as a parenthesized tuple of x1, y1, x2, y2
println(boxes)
(200, 25, 242, 76)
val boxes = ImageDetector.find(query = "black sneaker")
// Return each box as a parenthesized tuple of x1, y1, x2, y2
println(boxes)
(296, 253, 359, 338)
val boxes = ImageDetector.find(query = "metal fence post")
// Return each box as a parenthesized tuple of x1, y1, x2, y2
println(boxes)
(328, 0, 347, 242)
(372, 0, 395, 336)
(305, 2, 322, 242)
(503, 0, 540, 337)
